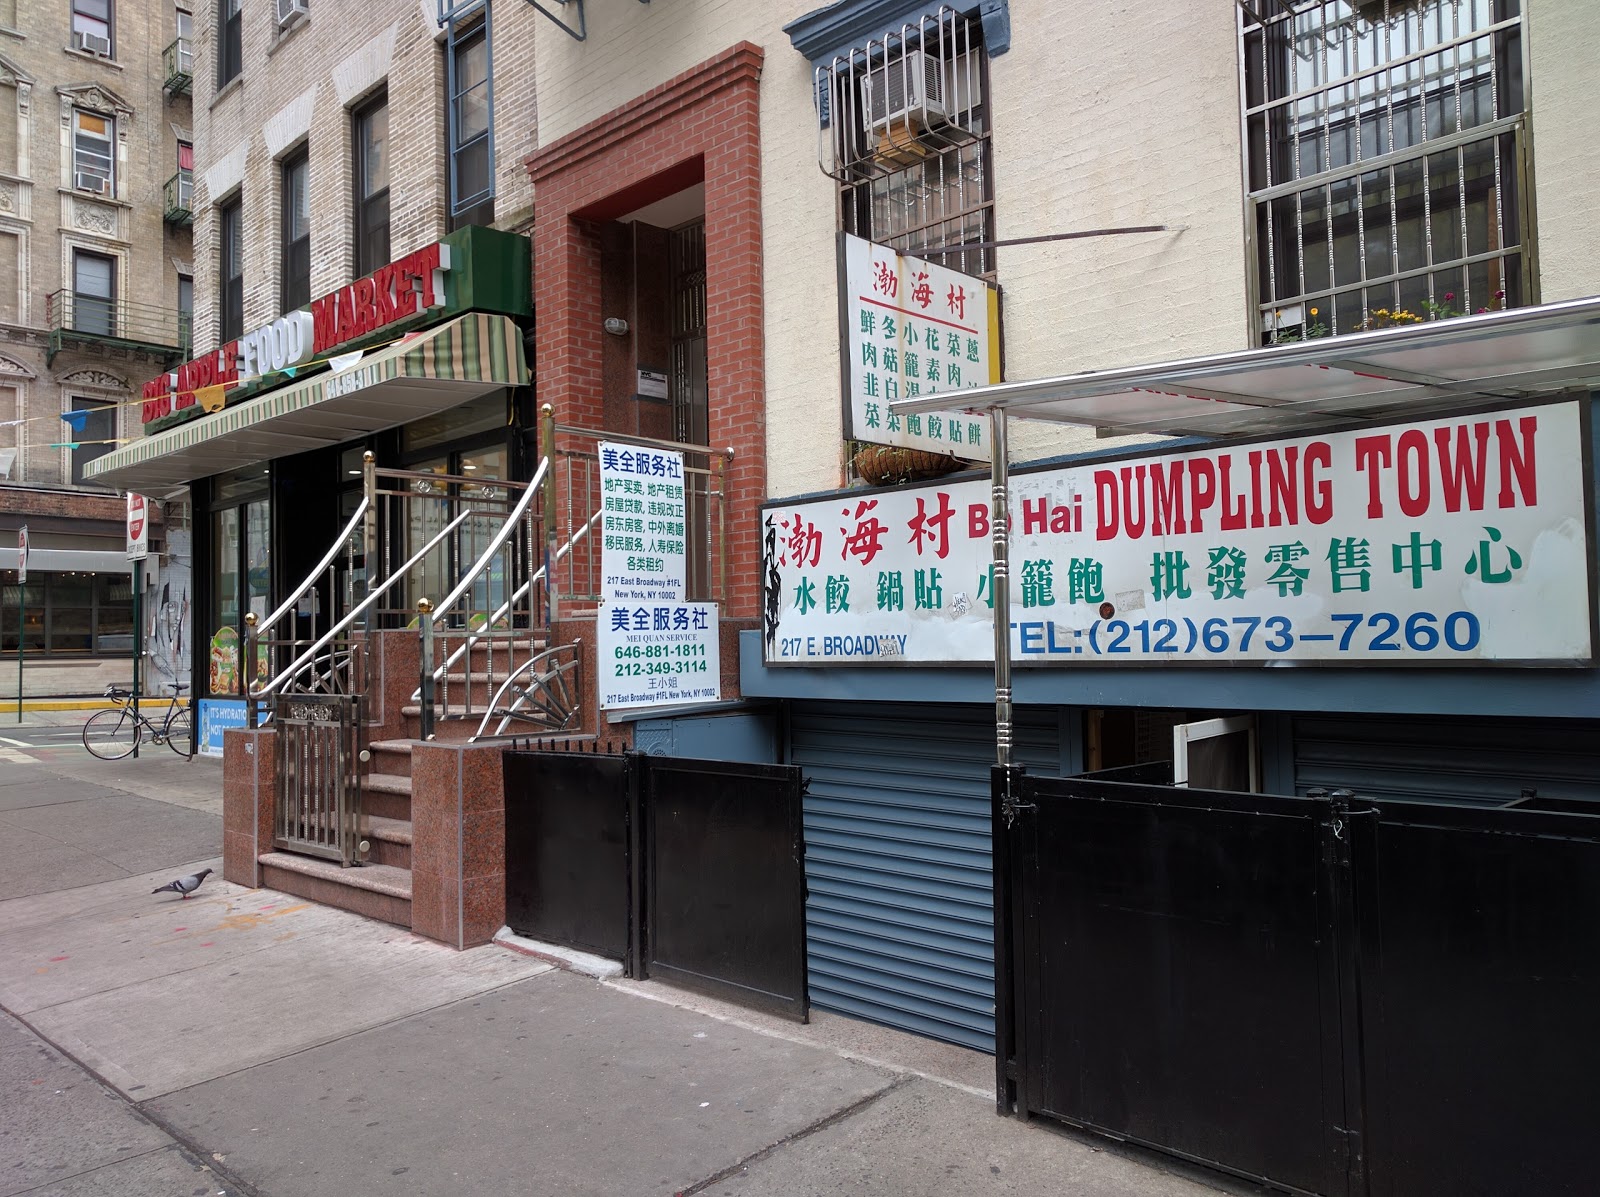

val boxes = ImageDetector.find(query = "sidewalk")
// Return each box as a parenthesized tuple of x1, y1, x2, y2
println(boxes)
(0, 749, 1244, 1197)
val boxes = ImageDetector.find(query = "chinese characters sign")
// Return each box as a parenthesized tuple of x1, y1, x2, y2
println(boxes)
(598, 601, 721, 710)
(598, 442, 721, 709)
(842, 234, 999, 462)
(762, 401, 1593, 666)
(600, 441, 687, 603)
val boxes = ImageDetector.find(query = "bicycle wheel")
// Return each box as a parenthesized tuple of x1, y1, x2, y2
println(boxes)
(82, 708, 141, 760)
(164, 708, 194, 759)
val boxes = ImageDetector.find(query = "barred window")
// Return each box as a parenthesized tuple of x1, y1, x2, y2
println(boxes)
(1242, 0, 1529, 342)
(817, 7, 993, 280)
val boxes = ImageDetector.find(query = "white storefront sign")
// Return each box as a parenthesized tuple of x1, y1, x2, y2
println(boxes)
(236, 310, 315, 381)
(762, 400, 1593, 666)
(597, 601, 721, 710)
(841, 233, 999, 462)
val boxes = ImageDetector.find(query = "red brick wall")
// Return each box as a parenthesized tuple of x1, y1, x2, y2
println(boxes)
(526, 43, 766, 620)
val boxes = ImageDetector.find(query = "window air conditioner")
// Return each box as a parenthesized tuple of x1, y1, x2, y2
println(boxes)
(73, 30, 113, 57)
(75, 172, 109, 195)
(276, 0, 309, 27)
(860, 49, 947, 163)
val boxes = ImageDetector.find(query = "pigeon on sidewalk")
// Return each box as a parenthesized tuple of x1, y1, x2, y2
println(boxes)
(152, 868, 213, 900)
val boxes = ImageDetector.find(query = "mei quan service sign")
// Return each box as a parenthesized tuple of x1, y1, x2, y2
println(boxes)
(761, 400, 1593, 667)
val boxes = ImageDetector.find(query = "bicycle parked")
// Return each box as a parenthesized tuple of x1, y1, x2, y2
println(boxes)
(82, 683, 194, 761)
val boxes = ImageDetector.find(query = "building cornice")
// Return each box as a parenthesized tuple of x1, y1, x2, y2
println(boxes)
(525, 42, 764, 184)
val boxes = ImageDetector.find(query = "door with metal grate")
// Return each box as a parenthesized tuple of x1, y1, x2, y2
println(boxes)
(789, 701, 1062, 1053)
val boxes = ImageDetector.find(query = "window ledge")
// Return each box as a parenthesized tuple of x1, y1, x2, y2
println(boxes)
(0, 25, 24, 40)
(56, 187, 132, 210)
(210, 74, 244, 110)
(62, 45, 124, 70)
(266, 15, 310, 57)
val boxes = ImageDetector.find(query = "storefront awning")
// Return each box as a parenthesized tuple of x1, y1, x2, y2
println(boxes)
(86, 312, 526, 491)
(891, 296, 1600, 437)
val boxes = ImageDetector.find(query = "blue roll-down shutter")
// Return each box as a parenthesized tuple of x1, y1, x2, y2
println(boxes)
(790, 702, 1061, 1053)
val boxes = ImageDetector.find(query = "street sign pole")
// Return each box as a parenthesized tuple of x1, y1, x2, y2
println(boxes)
(127, 495, 149, 758)
(15, 525, 25, 724)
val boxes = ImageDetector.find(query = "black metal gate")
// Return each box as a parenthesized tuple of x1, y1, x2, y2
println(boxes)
(504, 749, 807, 1019)
(997, 767, 1600, 1197)
(503, 751, 631, 960)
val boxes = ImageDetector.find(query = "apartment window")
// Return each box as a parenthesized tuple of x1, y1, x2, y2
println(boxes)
(354, 92, 390, 275)
(216, 0, 241, 88)
(818, 10, 994, 280)
(447, 21, 494, 229)
(71, 250, 116, 337)
(72, 110, 114, 195)
(1243, 0, 1530, 342)
(71, 0, 113, 53)
(69, 396, 116, 485)
(219, 195, 243, 341)
(281, 149, 310, 312)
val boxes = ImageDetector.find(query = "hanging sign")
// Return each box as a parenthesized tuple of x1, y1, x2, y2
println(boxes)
(597, 601, 721, 710)
(16, 525, 27, 584)
(126, 492, 149, 561)
(841, 233, 999, 462)
(599, 441, 687, 604)
(761, 399, 1594, 667)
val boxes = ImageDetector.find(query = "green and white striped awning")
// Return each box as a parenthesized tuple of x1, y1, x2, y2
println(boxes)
(87, 312, 526, 492)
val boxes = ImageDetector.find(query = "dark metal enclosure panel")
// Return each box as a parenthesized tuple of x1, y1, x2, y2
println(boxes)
(1354, 803, 1600, 1197)
(790, 703, 1062, 1053)
(1016, 779, 1345, 1197)
(643, 757, 806, 1019)
(502, 751, 629, 960)
(1293, 714, 1600, 807)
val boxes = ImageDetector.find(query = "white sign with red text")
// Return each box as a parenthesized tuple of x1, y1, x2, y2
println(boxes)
(761, 400, 1592, 666)
(842, 234, 998, 462)
(126, 493, 149, 562)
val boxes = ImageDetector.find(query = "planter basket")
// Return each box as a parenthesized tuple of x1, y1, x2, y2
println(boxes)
(852, 444, 966, 487)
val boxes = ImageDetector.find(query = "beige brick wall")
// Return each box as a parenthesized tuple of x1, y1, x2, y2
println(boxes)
(0, 0, 191, 489)
(190, 0, 538, 357)
(1526, 0, 1600, 305)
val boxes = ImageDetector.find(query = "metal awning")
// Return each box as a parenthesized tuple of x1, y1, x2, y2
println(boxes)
(891, 296, 1600, 436)
(86, 312, 526, 491)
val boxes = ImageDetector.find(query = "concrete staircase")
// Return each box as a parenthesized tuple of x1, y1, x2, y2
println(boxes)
(254, 639, 535, 931)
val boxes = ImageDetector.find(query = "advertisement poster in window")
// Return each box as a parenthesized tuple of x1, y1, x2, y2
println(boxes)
(839, 233, 1000, 462)
(762, 399, 1594, 668)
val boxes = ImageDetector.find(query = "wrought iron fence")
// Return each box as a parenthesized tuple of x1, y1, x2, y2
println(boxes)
(45, 291, 189, 359)
(273, 691, 366, 865)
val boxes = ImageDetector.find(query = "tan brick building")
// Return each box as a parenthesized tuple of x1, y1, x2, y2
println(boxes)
(188, 0, 538, 358)
(0, 0, 192, 667)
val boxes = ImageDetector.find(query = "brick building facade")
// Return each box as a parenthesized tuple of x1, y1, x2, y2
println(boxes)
(0, 0, 191, 665)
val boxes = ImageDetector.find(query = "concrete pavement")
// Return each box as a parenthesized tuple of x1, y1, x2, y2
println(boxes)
(0, 720, 1244, 1197)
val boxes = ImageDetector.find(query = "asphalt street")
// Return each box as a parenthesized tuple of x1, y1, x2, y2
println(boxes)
(0, 713, 1247, 1197)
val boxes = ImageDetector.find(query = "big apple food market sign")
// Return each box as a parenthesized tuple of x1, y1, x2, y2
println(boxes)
(139, 242, 452, 426)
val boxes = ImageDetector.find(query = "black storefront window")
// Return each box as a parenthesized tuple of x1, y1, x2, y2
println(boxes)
(0, 570, 133, 655)
(207, 465, 270, 695)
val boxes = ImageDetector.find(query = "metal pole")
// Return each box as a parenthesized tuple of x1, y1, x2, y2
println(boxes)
(14, 577, 22, 725)
(540, 404, 559, 625)
(417, 597, 435, 741)
(243, 611, 259, 728)
(991, 411, 1012, 769)
(132, 558, 142, 758)
(361, 450, 378, 613)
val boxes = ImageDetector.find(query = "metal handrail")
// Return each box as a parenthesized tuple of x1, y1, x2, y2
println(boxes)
(45, 290, 188, 351)
(254, 498, 369, 643)
(254, 509, 475, 699)
(471, 644, 582, 740)
(429, 455, 549, 622)
(419, 505, 600, 694)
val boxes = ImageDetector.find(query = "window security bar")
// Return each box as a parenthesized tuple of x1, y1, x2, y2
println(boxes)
(814, 5, 982, 184)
